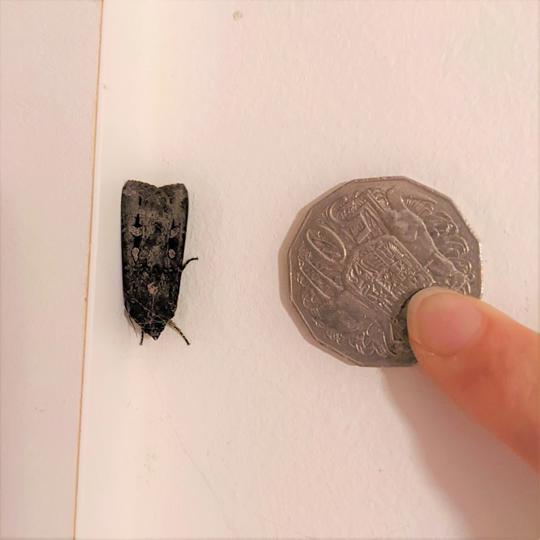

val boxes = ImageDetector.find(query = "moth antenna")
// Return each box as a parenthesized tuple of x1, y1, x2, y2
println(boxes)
(168, 320, 190, 346)
(181, 257, 199, 271)
(139, 329, 144, 346)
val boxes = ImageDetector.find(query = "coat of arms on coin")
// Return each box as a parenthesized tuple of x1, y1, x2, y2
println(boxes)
(288, 177, 481, 366)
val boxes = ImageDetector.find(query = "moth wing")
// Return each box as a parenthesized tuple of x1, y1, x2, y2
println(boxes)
(161, 183, 189, 266)
(121, 180, 155, 225)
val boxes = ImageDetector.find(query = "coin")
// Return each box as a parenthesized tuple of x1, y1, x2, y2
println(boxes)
(288, 177, 481, 366)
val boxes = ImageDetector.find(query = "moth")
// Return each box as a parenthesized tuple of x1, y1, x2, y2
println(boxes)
(121, 180, 197, 345)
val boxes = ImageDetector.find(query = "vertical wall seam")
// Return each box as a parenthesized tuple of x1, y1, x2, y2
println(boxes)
(72, 1, 104, 538)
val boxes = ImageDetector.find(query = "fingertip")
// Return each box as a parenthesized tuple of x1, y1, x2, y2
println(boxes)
(407, 288, 486, 357)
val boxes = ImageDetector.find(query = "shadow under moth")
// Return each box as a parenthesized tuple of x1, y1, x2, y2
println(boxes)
(121, 180, 196, 345)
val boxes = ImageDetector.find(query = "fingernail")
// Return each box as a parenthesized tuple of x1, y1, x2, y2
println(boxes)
(407, 288, 486, 356)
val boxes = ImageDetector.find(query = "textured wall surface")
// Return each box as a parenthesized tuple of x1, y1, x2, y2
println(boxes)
(1, 1, 538, 539)
(76, 1, 539, 538)
(0, 1, 101, 537)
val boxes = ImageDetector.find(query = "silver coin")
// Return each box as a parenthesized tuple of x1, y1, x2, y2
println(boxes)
(288, 177, 481, 366)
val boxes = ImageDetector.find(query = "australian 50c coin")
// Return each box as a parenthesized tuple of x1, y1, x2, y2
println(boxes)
(288, 177, 481, 366)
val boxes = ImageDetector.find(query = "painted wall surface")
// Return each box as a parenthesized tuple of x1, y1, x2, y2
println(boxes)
(1, 1, 539, 539)
(0, 1, 101, 538)
(76, 1, 539, 538)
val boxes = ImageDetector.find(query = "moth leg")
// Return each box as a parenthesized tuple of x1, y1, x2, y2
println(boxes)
(168, 320, 190, 346)
(181, 257, 199, 271)
(124, 311, 138, 333)
(139, 329, 144, 346)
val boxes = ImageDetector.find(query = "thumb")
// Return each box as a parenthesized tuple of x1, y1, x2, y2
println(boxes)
(407, 287, 540, 470)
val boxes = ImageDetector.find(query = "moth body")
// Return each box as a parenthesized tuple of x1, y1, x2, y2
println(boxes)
(121, 180, 193, 343)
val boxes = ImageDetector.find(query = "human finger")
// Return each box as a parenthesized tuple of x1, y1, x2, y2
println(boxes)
(407, 288, 540, 470)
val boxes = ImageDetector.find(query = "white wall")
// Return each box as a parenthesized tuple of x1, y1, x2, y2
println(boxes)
(1, 1, 538, 539)
(76, 1, 539, 538)
(0, 1, 101, 538)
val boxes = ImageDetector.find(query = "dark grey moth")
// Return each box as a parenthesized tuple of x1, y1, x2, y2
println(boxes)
(121, 180, 197, 345)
